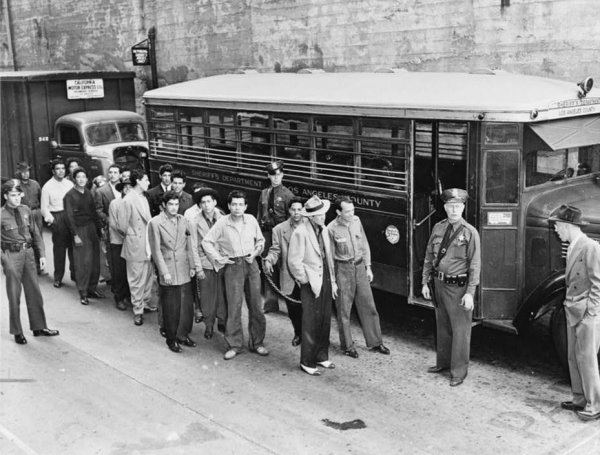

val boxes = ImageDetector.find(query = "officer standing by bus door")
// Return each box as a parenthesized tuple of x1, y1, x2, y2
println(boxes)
(257, 161, 294, 313)
(421, 188, 481, 387)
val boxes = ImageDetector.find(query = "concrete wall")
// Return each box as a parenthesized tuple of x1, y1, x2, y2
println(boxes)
(2, 0, 599, 100)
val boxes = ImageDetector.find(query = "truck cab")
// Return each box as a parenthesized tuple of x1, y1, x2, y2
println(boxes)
(51, 110, 149, 178)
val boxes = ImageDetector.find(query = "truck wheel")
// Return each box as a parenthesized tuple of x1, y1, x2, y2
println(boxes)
(550, 303, 568, 370)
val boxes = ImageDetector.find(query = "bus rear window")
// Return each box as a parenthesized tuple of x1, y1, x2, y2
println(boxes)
(525, 145, 600, 187)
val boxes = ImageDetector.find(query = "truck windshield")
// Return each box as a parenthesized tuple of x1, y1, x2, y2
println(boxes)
(525, 144, 600, 187)
(85, 122, 146, 145)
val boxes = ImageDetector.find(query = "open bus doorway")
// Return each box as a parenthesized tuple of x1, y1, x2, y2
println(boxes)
(410, 121, 470, 303)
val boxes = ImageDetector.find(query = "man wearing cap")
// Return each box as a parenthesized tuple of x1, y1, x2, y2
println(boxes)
(288, 195, 338, 376)
(258, 160, 295, 313)
(107, 177, 132, 311)
(1, 180, 59, 345)
(14, 161, 46, 276)
(202, 190, 267, 360)
(263, 197, 306, 346)
(550, 205, 600, 421)
(186, 187, 227, 339)
(41, 159, 75, 288)
(328, 196, 390, 358)
(422, 188, 481, 387)
(64, 167, 104, 305)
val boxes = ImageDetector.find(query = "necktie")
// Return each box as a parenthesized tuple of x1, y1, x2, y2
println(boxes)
(268, 188, 275, 216)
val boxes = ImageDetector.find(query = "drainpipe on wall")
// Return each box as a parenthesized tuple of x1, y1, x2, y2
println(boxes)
(4, 0, 18, 70)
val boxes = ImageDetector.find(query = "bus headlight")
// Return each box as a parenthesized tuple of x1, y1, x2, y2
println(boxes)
(385, 225, 400, 244)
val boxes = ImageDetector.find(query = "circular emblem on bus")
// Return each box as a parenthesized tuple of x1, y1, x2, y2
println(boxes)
(385, 225, 400, 244)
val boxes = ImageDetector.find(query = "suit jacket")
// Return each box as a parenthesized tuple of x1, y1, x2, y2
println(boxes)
(287, 221, 336, 298)
(564, 234, 600, 326)
(118, 190, 152, 262)
(147, 184, 168, 217)
(266, 218, 306, 295)
(185, 206, 224, 270)
(94, 183, 117, 226)
(148, 212, 195, 286)
(177, 191, 194, 215)
(107, 198, 126, 245)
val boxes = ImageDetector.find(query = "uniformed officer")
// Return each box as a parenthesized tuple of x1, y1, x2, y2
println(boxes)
(257, 160, 294, 313)
(1, 180, 59, 345)
(421, 188, 481, 387)
(14, 161, 46, 276)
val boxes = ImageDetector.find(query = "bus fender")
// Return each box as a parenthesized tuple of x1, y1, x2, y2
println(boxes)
(513, 271, 566, 333)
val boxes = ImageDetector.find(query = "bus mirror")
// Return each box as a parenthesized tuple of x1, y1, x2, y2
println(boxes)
(577, 77, 593, 98)
(50, 140, 58, 149)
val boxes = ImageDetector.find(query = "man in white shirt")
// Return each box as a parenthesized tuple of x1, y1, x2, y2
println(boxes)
(40, 159, 74, 288)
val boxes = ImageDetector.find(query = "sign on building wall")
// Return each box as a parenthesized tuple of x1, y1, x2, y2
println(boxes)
(132, 39, 151, 66)
(66, 79, 105, 99)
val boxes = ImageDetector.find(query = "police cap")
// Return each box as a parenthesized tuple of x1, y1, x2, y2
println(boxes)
(265, 160, 284, 175)
(441, 188, 468, 204)
(16, 161, 31, 172)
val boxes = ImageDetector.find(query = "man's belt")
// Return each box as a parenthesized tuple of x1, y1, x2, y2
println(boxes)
(336, 258, 363, 266)
(1, 241, 32, 252)
(434, 270, 468, 286)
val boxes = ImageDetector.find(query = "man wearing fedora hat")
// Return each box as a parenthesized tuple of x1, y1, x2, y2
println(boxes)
(550, 204, 600, 421)
(258, 160, 295, 313)
(288, 195, 338, 376)
(107, 177, 133, 311)
(14, 161, 46, 276)
(186, 186, 227, 339)
(422, 188, 481, 387)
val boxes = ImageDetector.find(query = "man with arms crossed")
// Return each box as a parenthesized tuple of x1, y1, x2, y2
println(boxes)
(550, 205, 600, 421)
(202, 190, 268, 360)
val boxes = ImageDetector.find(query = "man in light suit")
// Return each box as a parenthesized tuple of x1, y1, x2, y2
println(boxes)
(288, 195, 338, 376)
(118, 170, 154, 326)
(264, 197, 305, 346)
(551, 205, 600, 421)
(148, 191, 198, 353)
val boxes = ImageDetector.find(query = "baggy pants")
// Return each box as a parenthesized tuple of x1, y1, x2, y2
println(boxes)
(433, 277, 472, 380)
(160, 282, 193, 342)
(109, 243, 130, 303)
(73, 223, 100, 298)
(198, 268, 227, 330)
(223, 258, 265, 351)
(50, 210, 74, 282)
(567, 314, 600, 413)
(2, 248, 47, 334)
(334, 261, 383, 350)
(285, 284, 302, 338)
(127, 260, 154, 316)
(300, 275, 332, 369)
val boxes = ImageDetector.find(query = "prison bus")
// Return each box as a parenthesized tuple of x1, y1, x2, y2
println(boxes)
(143, 70, 600, 365)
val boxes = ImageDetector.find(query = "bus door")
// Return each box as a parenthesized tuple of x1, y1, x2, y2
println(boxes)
(478, 124, 521, 325)
(410, 121, 470, 301)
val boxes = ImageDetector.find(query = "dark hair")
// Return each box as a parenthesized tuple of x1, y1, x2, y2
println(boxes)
(334, 195, 353, 211)
(2, 179, 22, 196)
(108, 164, 122, 173)
(289, 196, 304, 207)
(129, 169, 146, 187)
(50, 159, 65, 171)
(228, 190, 247, 204)
(158, 164, 173, 176)
(161, 190, 180, 204)
(193, 187, 219, 205)
(171, 169, 186, 182)
(66, 157, 80, 169)
(72, 167, 87, 179)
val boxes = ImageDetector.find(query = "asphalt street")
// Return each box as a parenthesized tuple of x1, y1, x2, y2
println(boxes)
(1, 231, 600, 455)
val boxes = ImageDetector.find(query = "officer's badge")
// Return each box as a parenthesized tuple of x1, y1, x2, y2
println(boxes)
(456, 233, 466, 244)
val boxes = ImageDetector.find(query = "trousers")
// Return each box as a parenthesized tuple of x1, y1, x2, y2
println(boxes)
(160, 282, 193, 342)
(127, 260, 154, 315)
(73, 223, 100, 297)
(300, 273, 332, 368)
(567, 314, 600, 413)
(198, 268, 227, 329)
(50, 211, 74, 282)
(109, 243, 130, 303)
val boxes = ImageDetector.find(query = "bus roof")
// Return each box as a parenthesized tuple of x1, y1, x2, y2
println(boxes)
(143, 71, 600, 122)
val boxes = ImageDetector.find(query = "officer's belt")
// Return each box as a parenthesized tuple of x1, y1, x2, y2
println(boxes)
(335, 258, 363, 266)
(434, 270, 468, 286)
(1, 241, 32, 252)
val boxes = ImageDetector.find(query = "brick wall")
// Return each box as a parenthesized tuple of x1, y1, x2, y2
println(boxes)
(2, 0, 599, 99)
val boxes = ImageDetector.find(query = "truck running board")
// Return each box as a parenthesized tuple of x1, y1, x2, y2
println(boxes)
(481, 319, 519, 335)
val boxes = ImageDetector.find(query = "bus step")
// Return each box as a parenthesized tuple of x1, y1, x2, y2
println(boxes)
(481, 319, 519, 335)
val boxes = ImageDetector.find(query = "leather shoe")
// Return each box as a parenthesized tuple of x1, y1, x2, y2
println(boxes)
(371, 344, 390, 355)
(427, 365, 448, 373)
(291, 335, 301, 346)
(204, 327, 214, 340)
(561, 401, 585, 411)
(577, 409, 600, 421)
(450, 377, 464, 387)
(167, 341, 182, 353)
(253, 346, 269, 356)
(134, 315, 143, 326)
(159, 328, 166, 338)
(80, 297, 89, 305)
(53, 280, 62, 288)
(38, 270, 49, 276)
(195, 313, 204, 324)
(224, 349, 238, 360)
(177, 336, 197, 347)
(143, 306, 158, 313)
(88, 290, 105, 299)
(300, 364, 321, 376)
(14, 334, 27, 345)
(344, 348, 359, 358)
(317, 360, 335, 369)
(33, 328, 59, 337)
(217, 323, 226, 334)
(116, 300, 127, 311)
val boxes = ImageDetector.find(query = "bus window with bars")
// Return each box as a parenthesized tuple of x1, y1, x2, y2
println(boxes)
(313, 116, 355, 186)
(206, 110, 238, 169)
(273, 114, 312, 180)
(148, 108, 178, 161)
(178, 107, 208, 165)
(238, 112, 273, 172)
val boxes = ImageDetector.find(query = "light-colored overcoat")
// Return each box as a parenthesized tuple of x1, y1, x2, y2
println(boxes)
(266, 218, 305, 295)
(118, 190, 152, 262)
(148, 212, 195, 286)
(564, 234, 600, 326)
(287, 221, 336, 298)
